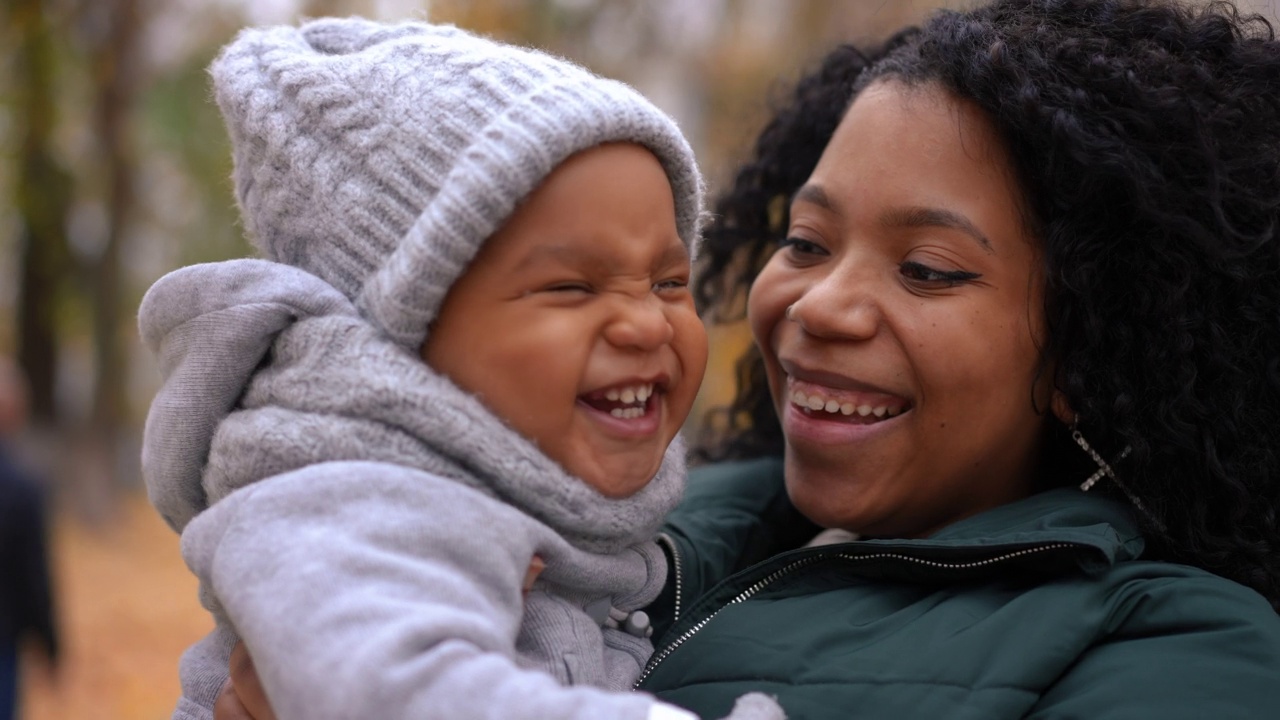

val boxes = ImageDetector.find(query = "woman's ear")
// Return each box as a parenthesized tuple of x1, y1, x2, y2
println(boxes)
(1050, 390, 1075, 426)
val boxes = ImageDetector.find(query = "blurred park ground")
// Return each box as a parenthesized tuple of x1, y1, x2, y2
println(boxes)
(2, 0, 1277, 717)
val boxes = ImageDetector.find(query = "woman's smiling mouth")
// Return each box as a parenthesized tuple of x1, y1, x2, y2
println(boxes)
(781, 383, 911, 446)
(789, 387, 907, 421)
(783, 373, 912, 427)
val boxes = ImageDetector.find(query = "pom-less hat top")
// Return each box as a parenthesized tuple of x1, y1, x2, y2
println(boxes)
(211, 17, 704, 350)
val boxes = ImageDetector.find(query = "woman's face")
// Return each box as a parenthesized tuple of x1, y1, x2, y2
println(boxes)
(748, 80, 1056, 538)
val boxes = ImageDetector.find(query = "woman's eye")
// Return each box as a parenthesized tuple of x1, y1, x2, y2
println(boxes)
(899, 261, 981, 287)
(778, 236, 827, 257)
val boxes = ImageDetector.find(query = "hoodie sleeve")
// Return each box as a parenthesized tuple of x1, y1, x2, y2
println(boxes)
(181, 460, 662, 720)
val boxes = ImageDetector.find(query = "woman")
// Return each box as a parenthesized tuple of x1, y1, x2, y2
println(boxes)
(636, 0, 1280, 716)
(221, 0, 1280, 717)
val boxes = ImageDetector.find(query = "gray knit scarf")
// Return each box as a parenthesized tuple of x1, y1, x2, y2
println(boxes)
(140, 259, 685, 554)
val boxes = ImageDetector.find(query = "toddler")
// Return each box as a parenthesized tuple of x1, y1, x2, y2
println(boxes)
(139, 17, 780, 720)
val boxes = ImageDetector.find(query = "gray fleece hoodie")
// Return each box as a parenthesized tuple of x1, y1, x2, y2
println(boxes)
(140, 260, 784, 720)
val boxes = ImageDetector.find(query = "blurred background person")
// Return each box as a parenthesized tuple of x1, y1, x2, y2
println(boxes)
(0, 358, 58, 720)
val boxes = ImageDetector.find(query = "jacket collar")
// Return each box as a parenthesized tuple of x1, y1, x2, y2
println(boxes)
(856, 487, 1148, 572)
(932, 488, 1140, 550)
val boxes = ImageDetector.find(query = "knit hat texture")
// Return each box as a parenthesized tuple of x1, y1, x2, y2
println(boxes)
(211, 17, 704, 349)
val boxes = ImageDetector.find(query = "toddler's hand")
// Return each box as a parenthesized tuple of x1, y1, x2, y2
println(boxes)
(523, 554, 546, 597)
(719, 692, 786, 720)
(214, 677, 255, 720)
(220, 641, 277, 720)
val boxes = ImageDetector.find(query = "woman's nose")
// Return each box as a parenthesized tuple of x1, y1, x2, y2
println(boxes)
(788, 271, 880, 341)
(604, 295, 675, 351)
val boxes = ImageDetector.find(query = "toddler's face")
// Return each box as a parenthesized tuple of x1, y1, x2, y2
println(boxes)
(423, 143, 707, 497)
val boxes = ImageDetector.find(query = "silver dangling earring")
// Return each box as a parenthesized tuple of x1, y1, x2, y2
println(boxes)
(1071, 421, 1129, 492)
(1071, 418, 1164, 530)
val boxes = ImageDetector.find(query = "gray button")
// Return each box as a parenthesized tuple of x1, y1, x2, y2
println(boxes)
(624, 610, 652, 638)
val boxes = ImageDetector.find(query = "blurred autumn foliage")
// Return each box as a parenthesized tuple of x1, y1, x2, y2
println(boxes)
(0, 0, 975, 511)
(2, 0, 1275, 718)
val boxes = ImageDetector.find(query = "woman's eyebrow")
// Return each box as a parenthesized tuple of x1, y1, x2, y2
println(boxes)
(791, 184, 994, 254)
(881, 206, 994, 254)
(791, 184, 833, 210)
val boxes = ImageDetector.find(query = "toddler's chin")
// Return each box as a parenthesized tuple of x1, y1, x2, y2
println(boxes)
(575, 456, 666, 499)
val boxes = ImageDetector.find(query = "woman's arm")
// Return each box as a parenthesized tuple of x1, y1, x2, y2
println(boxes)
(658, 458, 818, 616)
(1028, 571, 1280, 718)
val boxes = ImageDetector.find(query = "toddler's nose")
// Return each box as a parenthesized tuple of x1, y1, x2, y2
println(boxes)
(604, 296, 675, 351)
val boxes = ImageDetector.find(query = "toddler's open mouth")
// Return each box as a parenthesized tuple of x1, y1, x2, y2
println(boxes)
(580, 382, 659, 419)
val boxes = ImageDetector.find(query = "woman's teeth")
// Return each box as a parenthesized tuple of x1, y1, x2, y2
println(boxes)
(605, 384, 653, 404)
(789, 390, 903, 419)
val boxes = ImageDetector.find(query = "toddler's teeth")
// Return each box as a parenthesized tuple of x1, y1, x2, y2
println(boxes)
(807, 396, 825, 411)
(840, 403, 855, 416)
(610, 408, 624, 418)
(856, 405, 872, 417)
(824, 400, 840, 413)
(873, 406, 887, 417)
(606, 389, 620, 401)
(621, 389, 636, 404)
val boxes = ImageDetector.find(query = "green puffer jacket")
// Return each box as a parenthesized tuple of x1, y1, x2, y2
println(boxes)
(637, 457, 1280, 719)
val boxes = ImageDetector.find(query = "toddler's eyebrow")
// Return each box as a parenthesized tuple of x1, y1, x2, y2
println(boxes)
(515, 244, 613, 275)
(514, 240, 689, 273)
(655, 242, 691, 268)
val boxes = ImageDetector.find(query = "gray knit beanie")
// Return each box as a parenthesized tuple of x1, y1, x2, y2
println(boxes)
(210, 17, 704, 350)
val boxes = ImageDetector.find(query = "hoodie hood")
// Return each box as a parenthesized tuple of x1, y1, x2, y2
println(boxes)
(139, 259, 685, 554)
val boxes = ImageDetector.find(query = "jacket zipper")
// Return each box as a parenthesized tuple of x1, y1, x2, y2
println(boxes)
(656, 533, 684, 626)
(634, 542, 1076, 688)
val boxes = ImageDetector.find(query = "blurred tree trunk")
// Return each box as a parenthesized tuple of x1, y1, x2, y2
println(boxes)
(12, 0, 74, 429)
(86, 0, 144, 471)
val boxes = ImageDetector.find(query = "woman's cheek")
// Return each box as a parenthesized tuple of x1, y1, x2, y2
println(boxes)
(747, 261, 793, 355)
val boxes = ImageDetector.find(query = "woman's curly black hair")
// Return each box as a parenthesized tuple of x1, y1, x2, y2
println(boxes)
(696, 0, 1280, 611)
